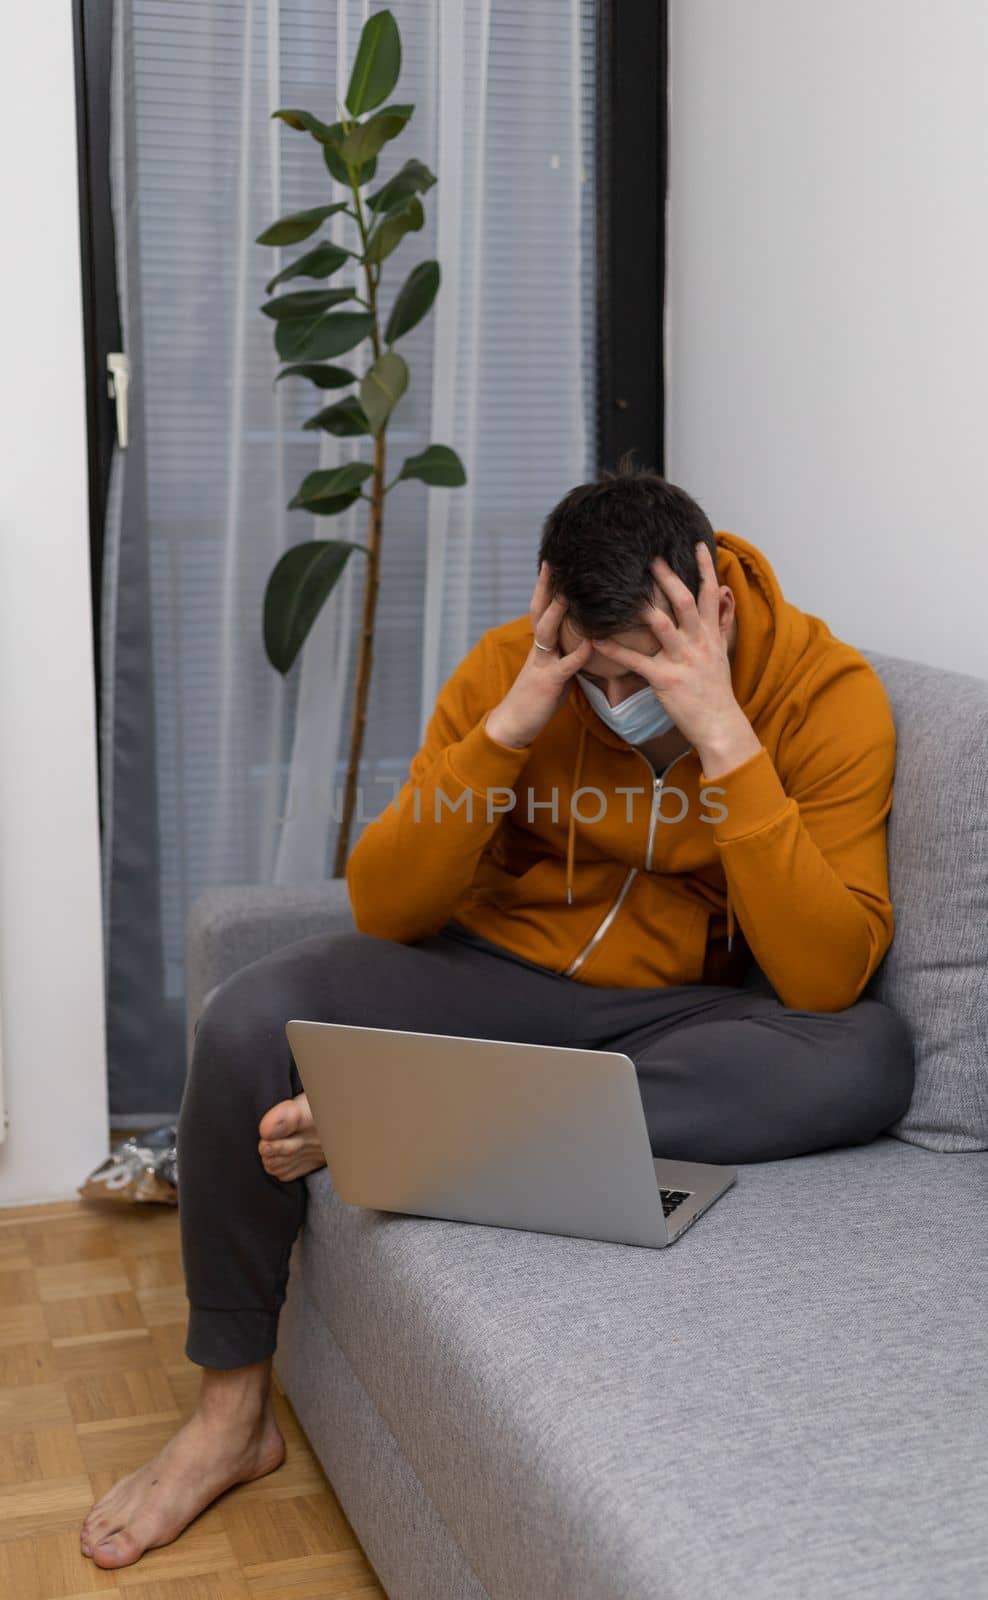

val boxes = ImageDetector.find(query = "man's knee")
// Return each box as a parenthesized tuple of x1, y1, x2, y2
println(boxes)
(190, 929, 394, 1069)
(844, 999, 915, 1128)
(194, 961, 286, 1060)
(183, 972, 286, 1122)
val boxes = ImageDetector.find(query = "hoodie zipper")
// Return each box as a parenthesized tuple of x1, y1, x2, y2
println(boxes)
(563, 746, 692, 978)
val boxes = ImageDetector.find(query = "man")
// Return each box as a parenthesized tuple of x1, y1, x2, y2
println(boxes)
(80, 461, 914, 1569)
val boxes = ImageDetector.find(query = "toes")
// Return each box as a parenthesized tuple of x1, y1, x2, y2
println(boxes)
(258, 1099, 297, 1141)
(280, 1154, 327, 1183)
(259, 1092, 315, 1145)
(260, 1134, 302, 1158)
(265, 1155, 301, 1183)
(91, 1527, 143, 1570)
(83, 1508, 114, 1541)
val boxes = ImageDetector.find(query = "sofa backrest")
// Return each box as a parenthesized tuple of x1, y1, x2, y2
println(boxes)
(862, 650, 988, 1151)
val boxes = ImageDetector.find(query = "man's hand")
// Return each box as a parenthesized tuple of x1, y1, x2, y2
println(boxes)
(485, 561, 593, 749)
(590, 541, 761, 777)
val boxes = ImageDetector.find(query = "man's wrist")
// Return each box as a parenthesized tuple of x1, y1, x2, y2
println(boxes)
(484, 707, 530, 751)
(696, 708, 762, 779)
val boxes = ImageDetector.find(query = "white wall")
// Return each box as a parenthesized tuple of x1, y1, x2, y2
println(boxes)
(0, 6, 109, 1203)
(667, 0, 988, 681)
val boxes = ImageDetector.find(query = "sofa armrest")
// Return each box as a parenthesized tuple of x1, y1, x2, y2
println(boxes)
(185, 881, 355, 1061)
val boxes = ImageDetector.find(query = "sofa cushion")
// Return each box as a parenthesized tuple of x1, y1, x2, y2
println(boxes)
(862, 652, 988, 1150)
(294, 1138, 988, 1600)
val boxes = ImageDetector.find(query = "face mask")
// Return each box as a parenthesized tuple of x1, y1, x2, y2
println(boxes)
(577, 674, 676, 743)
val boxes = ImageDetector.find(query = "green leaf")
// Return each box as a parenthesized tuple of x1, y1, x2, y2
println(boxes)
(261, 288, 355, 321)
(323, 137, 376, 188)
(271, 108, 342, 145)
(302, 396, 370, 436)
(274, 310, 375, 363)
(368, 158, 436, 215)
(290, 488, 362, 518)
(385, 260, 440, 344)
(264, 540, 367, 674)
(273, 109, 379, 186)
(398, 444, 467, 487)
(346, 10, 402, 116)
(290, 461, 374, 510)
(256, 202, 348, 247)
(364, 195, 425, 266)
(274, 363, 356, 390)
(360, 352, 408, 435)
(265, 242, 352, 295)
(340, 103, 413, 169)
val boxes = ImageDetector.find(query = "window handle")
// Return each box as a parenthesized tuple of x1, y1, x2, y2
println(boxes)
(107, 351, 130, 448)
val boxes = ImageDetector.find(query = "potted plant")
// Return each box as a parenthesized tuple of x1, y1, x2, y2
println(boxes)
(257, 8, 466, 873)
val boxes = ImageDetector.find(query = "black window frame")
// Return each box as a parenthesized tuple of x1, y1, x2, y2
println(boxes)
(596, 0, 668, 474)
(73, 0, 120, 825)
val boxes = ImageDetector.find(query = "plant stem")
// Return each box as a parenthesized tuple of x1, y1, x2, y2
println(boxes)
(333, 162, 384, 876)
(334, 424, 384, 875)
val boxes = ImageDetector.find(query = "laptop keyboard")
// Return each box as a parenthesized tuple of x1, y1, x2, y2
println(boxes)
(659, 1188, 692, 1218)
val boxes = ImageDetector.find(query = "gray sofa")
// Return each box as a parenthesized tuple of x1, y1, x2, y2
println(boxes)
(185, 650, 988, 1600)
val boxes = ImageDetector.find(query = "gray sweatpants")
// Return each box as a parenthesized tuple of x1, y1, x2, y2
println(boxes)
(176, 919, 914, 1369)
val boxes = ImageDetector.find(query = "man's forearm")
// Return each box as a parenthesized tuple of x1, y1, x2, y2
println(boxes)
(694, 705, 762, 780)
(346, 717, 531, 942)
(700, 743, 893, 1011)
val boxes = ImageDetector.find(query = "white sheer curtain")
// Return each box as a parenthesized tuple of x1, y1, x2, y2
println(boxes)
(104, 0, 596, 1113)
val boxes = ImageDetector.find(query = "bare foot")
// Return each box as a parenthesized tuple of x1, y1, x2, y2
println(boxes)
(79, 1402, 285, 1569)
(257, 1090, 327, 1181)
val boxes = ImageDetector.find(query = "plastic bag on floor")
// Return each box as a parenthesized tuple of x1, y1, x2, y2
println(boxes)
(79, 1122, 178, 1206)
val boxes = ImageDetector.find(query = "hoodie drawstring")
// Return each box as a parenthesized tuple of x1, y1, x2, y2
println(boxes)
(565, 724, 588, 906)
(565, 723, 735, 955)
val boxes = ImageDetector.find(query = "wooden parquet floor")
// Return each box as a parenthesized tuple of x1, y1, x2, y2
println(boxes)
(0, 1197, 387, 1599)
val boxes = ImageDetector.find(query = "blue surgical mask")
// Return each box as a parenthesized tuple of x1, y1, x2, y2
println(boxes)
(577, 674, 676, 743)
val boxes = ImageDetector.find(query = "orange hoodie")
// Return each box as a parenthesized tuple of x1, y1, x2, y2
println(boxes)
(347, 532, 897, 1012)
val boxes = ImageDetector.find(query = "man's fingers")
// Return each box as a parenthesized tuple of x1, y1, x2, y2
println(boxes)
(590, 636, 658, 679)
(558, 636, 594, 675)
(650, 556, 701, 636)
(529, 559, 553, 626)
(639, 602, 686, 660)
(532, 591, 569, 652)
(694, 541, 721, 629)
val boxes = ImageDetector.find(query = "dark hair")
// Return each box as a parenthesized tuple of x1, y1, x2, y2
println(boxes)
(537, 453, 718, 635)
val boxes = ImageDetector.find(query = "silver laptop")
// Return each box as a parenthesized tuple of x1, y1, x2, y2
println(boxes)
(285, 1020, 737, 1248)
